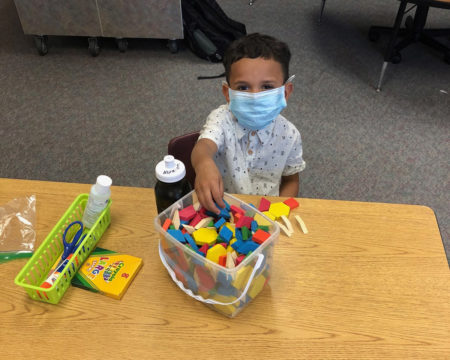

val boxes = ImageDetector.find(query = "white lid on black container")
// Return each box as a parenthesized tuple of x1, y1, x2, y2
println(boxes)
(155, 155, 186, 183)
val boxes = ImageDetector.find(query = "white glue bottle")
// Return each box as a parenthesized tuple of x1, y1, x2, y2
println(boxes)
(82, 175, 112, 228)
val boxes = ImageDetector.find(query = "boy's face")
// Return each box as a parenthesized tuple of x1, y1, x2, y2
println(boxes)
(222, 57, 293, 102)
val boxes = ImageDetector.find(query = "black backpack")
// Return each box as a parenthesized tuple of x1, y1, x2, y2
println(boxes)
(181, 0, 247, 63)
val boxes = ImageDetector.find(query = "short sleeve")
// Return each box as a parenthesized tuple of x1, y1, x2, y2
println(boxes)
(198, 106, 227, 152)
(282, 127, 306, 176)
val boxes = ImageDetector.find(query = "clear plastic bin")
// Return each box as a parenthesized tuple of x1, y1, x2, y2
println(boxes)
(154, 190, 279, 317)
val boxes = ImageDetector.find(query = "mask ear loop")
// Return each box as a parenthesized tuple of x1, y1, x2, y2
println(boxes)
(285, 74, 296, 84)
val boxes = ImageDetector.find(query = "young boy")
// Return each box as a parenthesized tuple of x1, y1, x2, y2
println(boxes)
(191, 33, 305, 213)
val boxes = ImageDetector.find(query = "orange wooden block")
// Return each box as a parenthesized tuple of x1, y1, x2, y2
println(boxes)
(218, 255, 227, 267)
(162, 218, 172, 231)
(252, 229, 271, 244)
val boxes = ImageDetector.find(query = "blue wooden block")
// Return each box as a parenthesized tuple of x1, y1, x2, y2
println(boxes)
(238, 240, 259, 255)
(184, 233, 198, 251)
(218, 226, 233, 243)
(216, 284, 237, 297)
(223, 199, 231, 210)
(231, 239, 245, 252)
(235, 228, 243, 242)
(251, 220, 258, 232)
(167, 229, 185, 243)
(217, 271, 232, 286)
(214, 217, 226, 229)
(180, 220, 189, 226)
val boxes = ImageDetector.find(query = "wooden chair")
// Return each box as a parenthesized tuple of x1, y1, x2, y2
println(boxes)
(369, 0, 450, 90)
(167, 131, 200, 189)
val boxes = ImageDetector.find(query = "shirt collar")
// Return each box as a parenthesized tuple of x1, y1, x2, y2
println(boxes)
(228, 105, 276, 145)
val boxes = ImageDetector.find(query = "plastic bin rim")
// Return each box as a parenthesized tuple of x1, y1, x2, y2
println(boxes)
(154, 191, 280, 273)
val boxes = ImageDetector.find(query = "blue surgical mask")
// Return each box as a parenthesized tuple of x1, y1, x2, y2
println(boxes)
(228, 84, 287, 131)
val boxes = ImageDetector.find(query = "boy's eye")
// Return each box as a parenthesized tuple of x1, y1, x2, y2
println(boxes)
(237, 85, 249, 91)
(262, 84, 274, 90)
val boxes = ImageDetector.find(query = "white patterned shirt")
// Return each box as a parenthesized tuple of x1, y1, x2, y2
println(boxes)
(198, 104, 305, 196)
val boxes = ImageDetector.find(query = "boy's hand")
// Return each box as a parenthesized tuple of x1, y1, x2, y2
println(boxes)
(191, 138, 225, 214)
(194, 158, 225, 214)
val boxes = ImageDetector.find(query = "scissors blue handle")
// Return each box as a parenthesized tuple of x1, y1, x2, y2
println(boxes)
(62, 221, 86, 260)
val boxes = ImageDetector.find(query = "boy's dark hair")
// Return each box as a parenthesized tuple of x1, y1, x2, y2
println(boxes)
(223, 33, 291, 83)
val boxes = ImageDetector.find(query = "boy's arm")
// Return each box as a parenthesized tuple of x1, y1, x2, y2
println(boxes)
(191, 138, 225, 214)
(279, 173, 299, 197)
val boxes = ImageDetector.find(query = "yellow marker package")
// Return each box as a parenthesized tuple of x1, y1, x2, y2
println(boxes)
(72, 248, 143, 299)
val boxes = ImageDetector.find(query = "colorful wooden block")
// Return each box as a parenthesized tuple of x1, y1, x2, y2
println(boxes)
(251, 220, 258, 232)
(231, 265, 251, 289)
(178, 205, 196, 221)
(230, 205, 245, 216)
(248, 274, 266, 298)
(241, 226, 250, 240)
(262, 211, 276, 221)
(198, 244, 209, 256)
(281, 215, 294, 233)
(167, 229, 185, 243)
(218, 254, 227, 267)
(194, 216, 214, 229)
(235, 215, 253, 229)
(268, 202, 290, 219)
(218, 225, 233, 242)
(184, 233, 198, 251)
(226, 252, 235, 268)
(172, 209, 181, 229)
(258, 197, 271, 212)
(192, 227, 218, 246)
(254, 213, 272, 226)
(162, 218, 172, 231)
(206, 244, 227, 264)
(283, 197, 299, 210)
(252, 229, 271, 244)
(214, 217, 226, 229)
(189, 213, 203, 227)
(295, 214, 308, 234)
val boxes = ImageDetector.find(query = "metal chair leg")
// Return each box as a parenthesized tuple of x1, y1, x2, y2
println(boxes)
(319, 0, 327, 23)
(376, 0, 408, 91)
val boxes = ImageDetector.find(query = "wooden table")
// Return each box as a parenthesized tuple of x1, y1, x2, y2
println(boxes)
(0, 178, 449, 359)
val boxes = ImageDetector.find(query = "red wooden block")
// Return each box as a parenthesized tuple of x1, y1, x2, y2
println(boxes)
(179, 205, 197, 221)
(198, 207, 209, 219)
(230, 205, 245, 216)
(235, 215, 253, 229)
(235, 255, 246, 266)
(218, 255, 227, 267)
(162, 218, 172, 231)
(258, 197, 271, 212)
(219, 242, 227, 248)
(252, 229, 271, 244)
(198, 244, 209, 256)
(283, 197, 299, 210)
(181, 228, 187, 234)
(189, 213, 202, 227)
(195, 265, 215, 291)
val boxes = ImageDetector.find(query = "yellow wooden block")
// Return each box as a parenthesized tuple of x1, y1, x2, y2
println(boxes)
(192, 227, 218, 246)
(232, 265, 252, 290)
(226, 245, 234, 253)
(262, 211, 276, 221)
(268, 202, 290, 219)
(248, 274, 266, 299)
(254, 213, 273, 226)
(229, 238, 237, 246)
(206, 244, 227, 264)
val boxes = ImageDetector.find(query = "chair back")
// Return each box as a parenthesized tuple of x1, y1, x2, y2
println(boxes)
(168, 131, 200, 189)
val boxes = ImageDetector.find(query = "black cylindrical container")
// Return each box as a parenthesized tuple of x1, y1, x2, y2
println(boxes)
(155, 155, 191, 214)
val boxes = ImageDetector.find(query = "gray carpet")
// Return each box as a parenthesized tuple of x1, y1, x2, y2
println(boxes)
(1, 0, 449, 262)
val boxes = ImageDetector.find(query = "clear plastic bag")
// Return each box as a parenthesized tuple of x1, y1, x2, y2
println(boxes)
(0, 195, 36, 263)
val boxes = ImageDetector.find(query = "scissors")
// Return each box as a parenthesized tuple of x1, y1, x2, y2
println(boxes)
(62, 221, 86, 260)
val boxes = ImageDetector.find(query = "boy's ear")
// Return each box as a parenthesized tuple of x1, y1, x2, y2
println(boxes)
(222, 82, 230, 103)
(284, 82, 293, 101)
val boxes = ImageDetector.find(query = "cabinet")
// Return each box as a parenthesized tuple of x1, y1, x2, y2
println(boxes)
(13, 0, 184, 55)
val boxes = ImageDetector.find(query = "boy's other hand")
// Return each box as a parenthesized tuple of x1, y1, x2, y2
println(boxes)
(194, 158, 225, 214)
